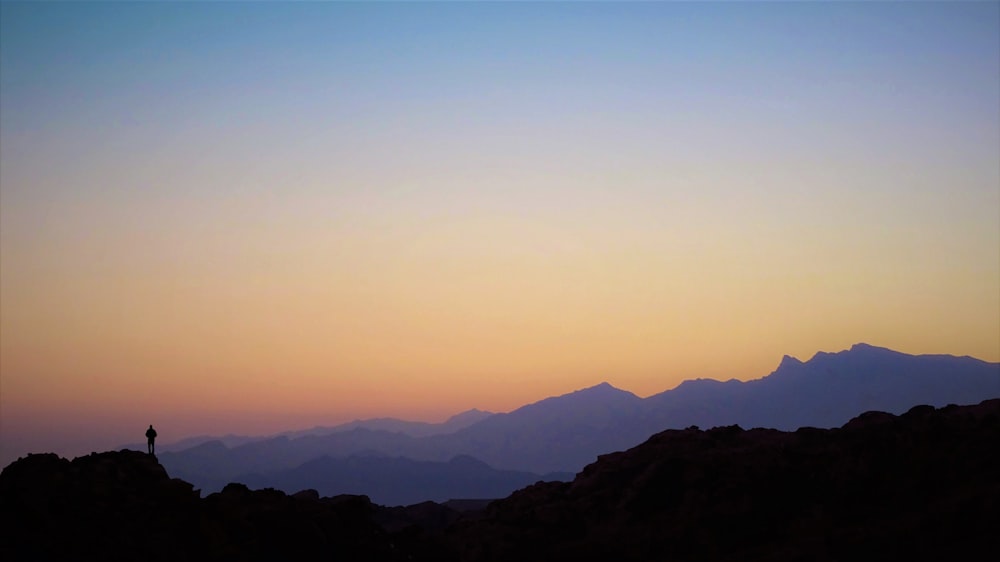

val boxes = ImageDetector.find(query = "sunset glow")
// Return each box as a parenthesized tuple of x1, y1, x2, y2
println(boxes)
(2, 2, 998, 466)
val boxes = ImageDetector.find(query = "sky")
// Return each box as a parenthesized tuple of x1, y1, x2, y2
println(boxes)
(1, 1, 998, 467)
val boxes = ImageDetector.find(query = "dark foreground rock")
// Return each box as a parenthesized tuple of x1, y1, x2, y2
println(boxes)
(2, 400, 998, 561)
(444, 399, 1000, 561)
(0, 450, 420, 561)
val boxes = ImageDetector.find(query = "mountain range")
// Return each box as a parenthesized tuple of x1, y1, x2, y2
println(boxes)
(155, 343, 999, 503)
(4, 399, 998, 561)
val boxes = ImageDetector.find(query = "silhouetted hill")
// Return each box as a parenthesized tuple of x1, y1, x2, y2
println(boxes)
(0, 451, 423, 561)
(5, 400, 998, 561)
(158, 344, 998, 496)
(236, 454, 572, 506)
(443, 399, 1000, 561)
(0, 450, 202, 561)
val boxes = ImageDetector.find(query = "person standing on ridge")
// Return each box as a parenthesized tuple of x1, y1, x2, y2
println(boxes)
(145, 424, 157, 455)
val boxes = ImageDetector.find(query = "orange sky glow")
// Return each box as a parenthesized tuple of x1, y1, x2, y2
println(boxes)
(1, 2, 998, 466)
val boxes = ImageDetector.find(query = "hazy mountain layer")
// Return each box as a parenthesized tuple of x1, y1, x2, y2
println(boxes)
(237, 454, 572, 506)
(157, 344, 999, 497)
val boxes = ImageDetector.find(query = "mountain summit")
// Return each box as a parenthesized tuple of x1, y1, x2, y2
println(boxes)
(519, 382, 641, 411)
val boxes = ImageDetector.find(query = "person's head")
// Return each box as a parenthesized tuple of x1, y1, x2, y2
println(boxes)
(149, 424, 153, 429)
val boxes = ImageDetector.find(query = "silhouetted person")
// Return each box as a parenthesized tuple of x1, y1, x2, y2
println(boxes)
(146, 424, 157, 455)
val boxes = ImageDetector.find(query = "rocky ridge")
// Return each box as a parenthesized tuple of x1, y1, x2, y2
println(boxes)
(3, 399, 998, 561)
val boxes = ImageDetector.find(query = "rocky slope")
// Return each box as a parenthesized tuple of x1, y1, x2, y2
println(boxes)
(444, 399, 1000, 561)
(3, 399, 998, 561)
(0, 450, 414, 561)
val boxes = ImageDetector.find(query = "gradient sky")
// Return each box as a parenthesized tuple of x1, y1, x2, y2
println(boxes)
(1, 1, 998, 467)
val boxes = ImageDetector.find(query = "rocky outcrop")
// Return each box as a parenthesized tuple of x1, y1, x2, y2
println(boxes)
(0, 450, 201, 561)
(0, 450, 425, 561)
(443, 399, 1000, 561)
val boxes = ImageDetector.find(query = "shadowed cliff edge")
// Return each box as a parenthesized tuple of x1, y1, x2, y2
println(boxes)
(2, 400, 998, 561)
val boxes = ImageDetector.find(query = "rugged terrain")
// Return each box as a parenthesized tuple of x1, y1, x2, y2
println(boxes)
(2, 399, 998, 561)
(446, 399, 1000, 561)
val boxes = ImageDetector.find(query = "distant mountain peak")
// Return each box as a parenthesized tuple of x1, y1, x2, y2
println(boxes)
(581, 381, 624, 393)
(759, 354, 806, 380)
(674, 378, 728, 390)
(499, 381, 642, 424)
(590, 381, 616, 390)
(786, 343, 913, 366)
(768, 344, 912, 380)
(443, 408, 494, 427)
(847, 342, 903, 356)
(803, 343, 907, 364)
(778, 354, 804, 368)
(566, 382, 640, 401)
(446, 408, 491, 421)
